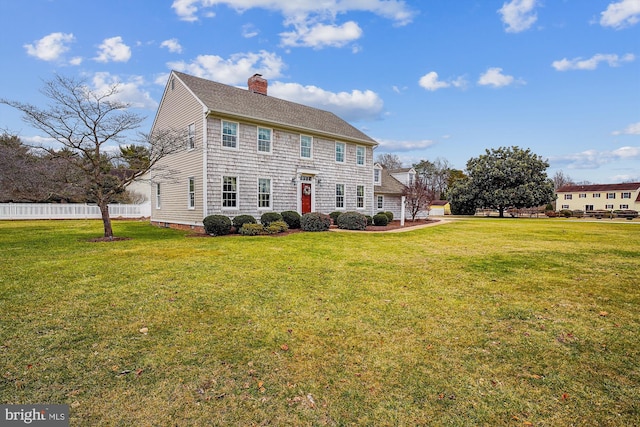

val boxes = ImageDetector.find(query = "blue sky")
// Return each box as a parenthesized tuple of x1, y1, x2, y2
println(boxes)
(1, 0, 639, 183)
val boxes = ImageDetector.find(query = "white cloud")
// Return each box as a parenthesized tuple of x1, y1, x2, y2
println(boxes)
(478, 67, 523, 87)
(160, 38, 183, 53)
(242, 23, 259, 38)
(375, 138, 436, 152)
(90, 72, 157, 109)
(280, 21, 362, 48)
(94, 36, 132, 63)
(552, 53, 635, 71)
(24, 32, 75, 61)
(551, 146, 640, 169)
(419, 72, 450, 91)
(167, 50, 286, 85)
(270, 81, 383, 122)
(612, 122, 640, 135)
(498, 0, 538, 33)
(418, 71, 468, 91)
(600, 0, 640, 29)
(171, 0, 414, 48)
(172, 0, 415, 25)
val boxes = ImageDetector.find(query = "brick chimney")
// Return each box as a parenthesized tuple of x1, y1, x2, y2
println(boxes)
(248, 74, 267, 95)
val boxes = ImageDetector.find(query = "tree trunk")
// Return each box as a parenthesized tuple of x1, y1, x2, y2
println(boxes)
(498, 207, 505, 218)
(99, 201, 113, 238)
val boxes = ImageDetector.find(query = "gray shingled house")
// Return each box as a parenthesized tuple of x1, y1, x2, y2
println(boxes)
(150, 71, 379, 229)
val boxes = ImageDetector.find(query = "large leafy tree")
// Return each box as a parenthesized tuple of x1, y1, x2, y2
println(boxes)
(1, 75, 184, 238)
(447, 146, 555, 218)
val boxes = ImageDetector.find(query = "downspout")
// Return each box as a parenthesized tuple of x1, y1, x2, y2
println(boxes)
(202, 108, 208, 219)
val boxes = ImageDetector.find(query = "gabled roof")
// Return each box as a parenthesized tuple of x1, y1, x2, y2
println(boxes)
(375, 166, 406, 195)
(556, 182, 640, 193)
(172, 71, 377, 146)
(431, 200, 449, 206)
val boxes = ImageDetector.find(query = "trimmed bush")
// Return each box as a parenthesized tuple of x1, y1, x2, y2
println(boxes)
(559, 209, 572, 218)
(281, 211, 301, 229)
(232, 215, 257, 232)
(373, 212, 389, 226)
(301, 212, 331, 232)
(336, 211, 368, 230)
(384, 211, 394, 222)
(266, 220, 289, 234)
(203, 215, 232, 236)
(260, 212, 283, 226)
(239, 223, 266, 236)
(365, 215, 373, 226)
(329, 211, 342, 225)
(572, 210, 584, 218)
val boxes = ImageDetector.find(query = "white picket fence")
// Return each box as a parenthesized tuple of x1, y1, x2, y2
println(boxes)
(0, 203, 151, 220)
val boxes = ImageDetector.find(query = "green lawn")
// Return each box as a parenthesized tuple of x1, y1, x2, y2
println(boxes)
(1, 219, 639, 426)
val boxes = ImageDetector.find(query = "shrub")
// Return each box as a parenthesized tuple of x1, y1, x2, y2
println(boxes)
(301, 212, 331, 232)
(336, 211, 368, 230)
(260, 212, 283, 226)
(239, 223, 266, 236)
(545, 210, 557, 218)
(572, 210, 584, 218)
(232, 215, 257, 232)
(266, 220, 289, 234)
(281, 211, 301, 229)
(329, 211, 342, 225)
(373, 212, 389, 226)
(559, 209, 572, 218)
(545, 203, 554, 211)
(384, 211, 394, 222)
(203, 215, 232, 236)
(365, 215, 373, 226)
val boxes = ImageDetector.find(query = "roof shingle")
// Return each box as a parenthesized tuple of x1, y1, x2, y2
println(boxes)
(173, 71, 377, 146)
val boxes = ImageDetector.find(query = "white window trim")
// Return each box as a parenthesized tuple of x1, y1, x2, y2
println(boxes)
(335, 142, 345, 163)
(335, 183, 345, 210)
(257, 126, 273, 154)
(257, 177, 272, 210)
(222, 120, 239, 150)
(187, 123, 196, 150)
(374, 168, 381, 185)
(356, 146, 366, 166)
(222, 175, 239, 210)
(621, 192, 631, 199)
(187, 177, 195, 209)
(356, 185, 365, 210)
(300, 135, 313, 159)
(620, 204, 629, 209)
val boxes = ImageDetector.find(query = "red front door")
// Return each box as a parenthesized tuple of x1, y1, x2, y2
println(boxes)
(301, 183, 312, 214)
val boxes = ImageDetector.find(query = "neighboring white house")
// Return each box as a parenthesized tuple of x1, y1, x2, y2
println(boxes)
(555, 182, 640, 212)
(149, 71, 379, 230)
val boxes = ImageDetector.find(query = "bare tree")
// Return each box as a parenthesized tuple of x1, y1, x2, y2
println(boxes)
(552, 170, 574, 190)
(1, 75, 184, 238)
(413, 157, 451, 199)
(402, 179, 435, 221)
(375, 153, 403, 170)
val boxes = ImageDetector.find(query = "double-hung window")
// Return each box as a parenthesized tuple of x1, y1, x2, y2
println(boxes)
(188, 123, 195, 150)
(335, 142, 345, 163)
(300, 135, 312, 159)
(258, 127, 272, 153)
(222, 176, 238, 208)
(335, 184, 345, 209)
(356, 185, 365, 209)
(621, 192, 631, 199)
(188, 177, 195, 209)
(155, 184, 161, 209)
(564, 194, 572, 200)
(356, 146, 365, 166)
(374, 168, 381, 185)
(258, 178, 271, 209)
(607, 193, 615, 199)
(593, 193, 601, 198)
(620, 204, 629, 209)
(579, 193, 586, 198)
(222, 121, 238, 149)
(377, 195, 384, 210)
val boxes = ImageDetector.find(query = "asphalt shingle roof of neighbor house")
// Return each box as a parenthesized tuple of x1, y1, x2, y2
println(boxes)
(172, 71, 378, 146)
(556, 182, 640, 193)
